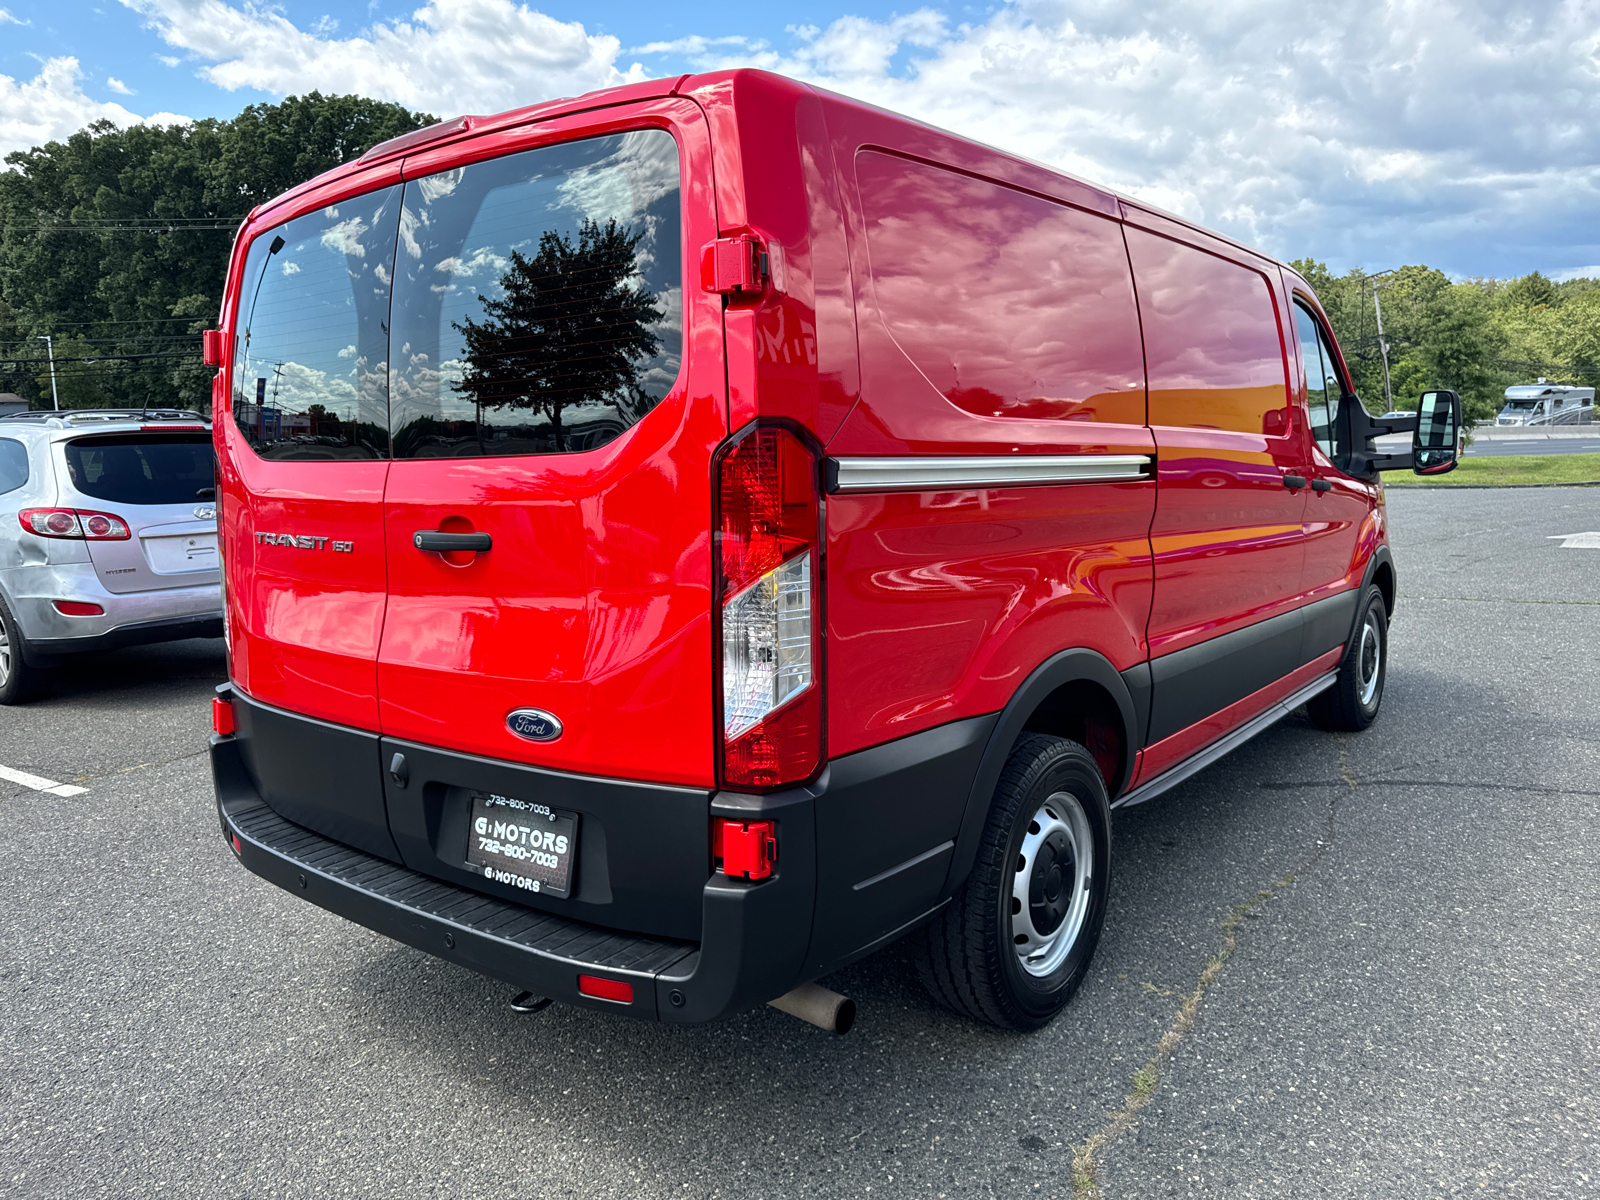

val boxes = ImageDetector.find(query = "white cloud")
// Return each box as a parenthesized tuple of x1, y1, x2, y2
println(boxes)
(119, 0, 640, 116)
(106, 76, 135, 95)
(0, 8, 26, 24)
(1, 57, 190, 159)
(89, 0, 1600, 275)
(156, 55, 180, 67)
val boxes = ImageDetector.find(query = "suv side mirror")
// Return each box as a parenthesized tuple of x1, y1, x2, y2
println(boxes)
(1413, 389, 1462, 475)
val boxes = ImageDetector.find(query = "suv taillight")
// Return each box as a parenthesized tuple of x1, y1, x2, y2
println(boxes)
(19, 508, 131, 540)
(714, 423, 823, 791)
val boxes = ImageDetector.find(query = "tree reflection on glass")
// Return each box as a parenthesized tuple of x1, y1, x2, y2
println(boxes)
(451, 218, 662, 452)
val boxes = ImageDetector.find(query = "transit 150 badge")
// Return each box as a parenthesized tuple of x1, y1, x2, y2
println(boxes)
(506, 708, 562, 742)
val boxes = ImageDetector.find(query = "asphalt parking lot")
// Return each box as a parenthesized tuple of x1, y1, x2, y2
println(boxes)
(3, 486, 1597, 1199)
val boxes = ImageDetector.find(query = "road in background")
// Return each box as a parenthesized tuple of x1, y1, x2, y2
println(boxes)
(2, 489, 1597, 1198)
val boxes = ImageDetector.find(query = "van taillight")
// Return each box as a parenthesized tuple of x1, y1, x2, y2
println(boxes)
(714, 423, 823, 791)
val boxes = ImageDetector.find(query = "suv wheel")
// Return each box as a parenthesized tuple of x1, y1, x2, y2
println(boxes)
(1307, 584, 1387, 732)
(914, 734, 1111, 1030)
(0, 596, 48, 704)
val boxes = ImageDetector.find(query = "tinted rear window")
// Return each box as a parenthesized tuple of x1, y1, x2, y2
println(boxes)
(63, 434, 215, 506)
(233, 187, 402, 460)
(389, 130, 682, 459)
(0, 438, 26, 494)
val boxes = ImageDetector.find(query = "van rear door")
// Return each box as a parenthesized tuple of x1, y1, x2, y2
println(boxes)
(222, 176, 402, 728)
(376, 112, 725, 789)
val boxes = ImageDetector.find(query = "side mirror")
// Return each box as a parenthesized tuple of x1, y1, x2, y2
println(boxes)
(1413, 389, 1462, 475)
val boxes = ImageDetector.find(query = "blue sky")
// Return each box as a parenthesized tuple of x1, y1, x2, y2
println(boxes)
(2, 0, 1597, 280)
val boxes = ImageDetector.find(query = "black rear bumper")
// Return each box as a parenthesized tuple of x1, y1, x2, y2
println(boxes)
(25, 613, 223, 664)
(210, 692, 993, 1024)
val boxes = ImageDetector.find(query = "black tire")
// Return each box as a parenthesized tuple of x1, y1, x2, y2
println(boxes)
(1307, 584, 1387, 732)
(914, 734, 1111, 1030)
(0, 594, 48, 704)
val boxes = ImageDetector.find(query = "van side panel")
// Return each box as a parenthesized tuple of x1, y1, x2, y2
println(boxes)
(686, 74, 861, 443)
(819, 111, 1155, 760)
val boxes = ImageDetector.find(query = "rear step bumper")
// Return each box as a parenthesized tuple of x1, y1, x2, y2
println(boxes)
(211, 731, 818, 1023)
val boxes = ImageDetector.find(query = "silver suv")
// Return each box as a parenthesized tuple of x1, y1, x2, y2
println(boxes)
(0, 409, 222, 702)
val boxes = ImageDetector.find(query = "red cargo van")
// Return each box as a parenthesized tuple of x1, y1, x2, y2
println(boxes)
(206, 69, 1460, 1031)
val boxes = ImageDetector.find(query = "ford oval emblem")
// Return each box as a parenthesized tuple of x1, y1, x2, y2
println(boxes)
(506, 708, 563, 742)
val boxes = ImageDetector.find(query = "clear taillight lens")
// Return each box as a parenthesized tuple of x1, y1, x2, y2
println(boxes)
(723, 553, 812, 740)
(715, 423, 823, 791)
(19, 508, 130, 539)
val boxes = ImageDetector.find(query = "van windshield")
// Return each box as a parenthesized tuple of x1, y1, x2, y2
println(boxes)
(63, 433, 214, 505)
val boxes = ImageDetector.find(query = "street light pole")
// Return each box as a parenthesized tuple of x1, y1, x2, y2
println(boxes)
(36, 335, 59, 410)
(1371, 284, 1394, 412)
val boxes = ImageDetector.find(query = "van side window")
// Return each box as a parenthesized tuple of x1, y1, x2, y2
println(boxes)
(1123, 229, 1290, 435)
(233, 187, 402, 459)
(855, 150, 1144, 424)
(0, 438, 26, 494)
(388, 130, 683, 459)
(1293, 302, 1344, 460)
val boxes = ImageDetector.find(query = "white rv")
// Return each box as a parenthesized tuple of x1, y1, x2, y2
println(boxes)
(1496, 380, 1595, 427)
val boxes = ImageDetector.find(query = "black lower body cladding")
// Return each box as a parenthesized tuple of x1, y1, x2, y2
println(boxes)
(211, 691, 992, 1023)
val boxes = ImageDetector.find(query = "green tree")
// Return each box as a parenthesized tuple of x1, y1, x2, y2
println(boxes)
(0, 93, 433, 411)
(453, 219, 662, 450)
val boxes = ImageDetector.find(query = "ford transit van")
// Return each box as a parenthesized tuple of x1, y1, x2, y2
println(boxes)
(207, 70, 1459, 1030)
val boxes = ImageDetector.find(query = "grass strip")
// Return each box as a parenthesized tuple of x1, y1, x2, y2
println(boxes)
(1386, 452, 1600, 486)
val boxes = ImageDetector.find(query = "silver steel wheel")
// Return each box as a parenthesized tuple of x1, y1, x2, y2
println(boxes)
(1357, 613, 1383, 707)
(0, 618, 11, 687)
(1010, 790, 1094, 978)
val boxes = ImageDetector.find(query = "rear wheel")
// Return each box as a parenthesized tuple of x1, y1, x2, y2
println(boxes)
(914, 735, 1111, 1030)
(1307, 584, 1387, 731)
(0, 595, 48, 704)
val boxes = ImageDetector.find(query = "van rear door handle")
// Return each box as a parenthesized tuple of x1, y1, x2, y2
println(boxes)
(1310, 479, 1332, 493)
(413, 530, 491, 553)
(1282, 474, 1308, 490)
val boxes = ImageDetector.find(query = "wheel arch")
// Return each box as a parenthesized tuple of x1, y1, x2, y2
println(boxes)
(938, 647, 1140, 903)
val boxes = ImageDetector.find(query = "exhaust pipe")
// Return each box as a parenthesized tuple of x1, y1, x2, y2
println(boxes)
(768, 982, 856, 1034)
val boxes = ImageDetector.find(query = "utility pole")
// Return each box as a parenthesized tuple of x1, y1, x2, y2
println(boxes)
(36, 336, 59, 410)
(1372, 283, 1394, 413)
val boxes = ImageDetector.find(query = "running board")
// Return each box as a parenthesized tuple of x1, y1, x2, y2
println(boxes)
(1112, 671, 1340, 811)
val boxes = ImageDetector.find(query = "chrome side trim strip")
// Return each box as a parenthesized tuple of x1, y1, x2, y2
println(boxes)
(853, 840, 956, 891)
(826, 454, 1153, 493)
(1111, 671, 1340, 811)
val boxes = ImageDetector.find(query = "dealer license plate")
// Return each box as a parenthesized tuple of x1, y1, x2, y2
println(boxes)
(464, 792, 579, 899)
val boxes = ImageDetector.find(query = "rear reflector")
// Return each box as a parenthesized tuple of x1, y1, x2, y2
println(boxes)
(577, 975, 634, 1004)
(52, 600, 104, 616)
(212, 697, 236, 737)
(229, 832, 243, 856)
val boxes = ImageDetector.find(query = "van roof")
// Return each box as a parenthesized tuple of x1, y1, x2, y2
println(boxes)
(0, 409, 210, 436)
(244, 68, 1287, 285)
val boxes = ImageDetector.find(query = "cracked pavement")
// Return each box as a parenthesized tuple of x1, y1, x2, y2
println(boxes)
(2, 487, 1597, 1197)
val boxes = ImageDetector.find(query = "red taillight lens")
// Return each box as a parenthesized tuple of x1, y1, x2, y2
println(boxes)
(715, 424, 823, 792)
(212, 697, 236, 736)
(577, 975, 634, 1004)
(52, 600, 104, 616)
(712, 818, 777, 880)
(19, 508, 130, 540)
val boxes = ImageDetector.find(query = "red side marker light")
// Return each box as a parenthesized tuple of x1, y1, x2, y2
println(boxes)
(712, 818, 777, 880)
(52, 600, 104, 616)
(577, 975, 634, 1004)
(212, 697, 236, 736)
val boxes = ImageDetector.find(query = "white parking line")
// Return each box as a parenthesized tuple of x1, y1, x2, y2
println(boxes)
(1549, 532, 1600, 550)
(0, 763, 88, 797)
